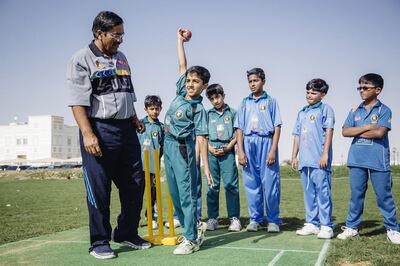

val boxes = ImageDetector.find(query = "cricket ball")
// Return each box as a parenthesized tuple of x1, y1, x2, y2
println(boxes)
(183, 30, 192, 40)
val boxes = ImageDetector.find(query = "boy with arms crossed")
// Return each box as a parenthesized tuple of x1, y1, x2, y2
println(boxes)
(337, 73, 400, 244)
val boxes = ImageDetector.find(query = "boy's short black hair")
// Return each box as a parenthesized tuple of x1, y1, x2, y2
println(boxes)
(186, 66, 211, 84)
(144, 95, 162, 108)
(306, 79, 329, 94)
(92, 11, 124, 38)
(247, 68, 265, 81)
(359, 73, 384, 89)
(206, 84, 225, 99)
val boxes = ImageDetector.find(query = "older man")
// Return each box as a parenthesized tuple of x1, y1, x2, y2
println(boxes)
(67, 11, 150, 259)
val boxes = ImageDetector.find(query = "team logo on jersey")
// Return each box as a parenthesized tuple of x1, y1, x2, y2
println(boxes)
(371, 114, 379, 123)
(259, 105, 266, 111)
(302, 126, 307, 133)
(143, 138, 151, 147)
(152, 131, 158, 138)
(224, 116, 231, 123)
(175, 110, 183, 119)
(354, 116, 361, 121)
(309, 114, 316, 122)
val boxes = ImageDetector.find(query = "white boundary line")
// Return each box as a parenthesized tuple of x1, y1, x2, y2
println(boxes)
(314, 240, 330, 266)
(20, 239, 88, 244)
(207, 245, 319, 253)
(267, 250, 284, 266)
(0, 241, 50, 256)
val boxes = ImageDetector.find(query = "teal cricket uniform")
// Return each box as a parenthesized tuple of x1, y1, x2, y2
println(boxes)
(164, 75, 208, 241)
(206, 104, 240, 219)
(138, 116, 164, 174)
(138, 116, 164, 218)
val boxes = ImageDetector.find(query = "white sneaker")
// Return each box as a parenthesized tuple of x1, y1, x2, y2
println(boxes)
(173, 239, 199, 255)
(197, 221, 207, 246)
(296, 223, 320, 236)
(337, 226, 359, 240)
(317, 226, 334, 239)
(228, 217, 242, 232)
(267, 223, 280, 233)
(206, 218, 218, 231)
(152, 220, 158, 230)
(246, 221, 261, 232)
(387, 229, 400, 244)
(165, 219, 181, 229)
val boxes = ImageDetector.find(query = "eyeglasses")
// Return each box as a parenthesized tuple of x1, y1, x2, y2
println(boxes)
(107, 32, 125, 40)
(357, 86, 376, 92)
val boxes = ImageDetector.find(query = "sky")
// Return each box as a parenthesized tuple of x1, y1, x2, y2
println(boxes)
(1, 0, 399, 163)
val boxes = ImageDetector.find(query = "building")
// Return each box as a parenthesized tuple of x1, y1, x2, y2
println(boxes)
(0, 115, 80, 161)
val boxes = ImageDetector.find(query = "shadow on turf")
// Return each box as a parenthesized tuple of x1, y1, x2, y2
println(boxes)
(199, 217, 308, 251)
(334, 220, 385, 236)
(112, 245, 141, 255)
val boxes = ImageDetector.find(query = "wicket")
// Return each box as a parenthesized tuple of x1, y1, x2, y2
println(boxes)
(143, 149, 178, 245)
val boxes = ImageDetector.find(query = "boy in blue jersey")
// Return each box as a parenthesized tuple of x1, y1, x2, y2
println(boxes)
(291, 79, 335, 239)
(337, 73, 400, 244)
(163, 28, 214, 255)
(205, 84, 241, 232)
(138, 95, 164, 230)
(235, 68, 282, 233)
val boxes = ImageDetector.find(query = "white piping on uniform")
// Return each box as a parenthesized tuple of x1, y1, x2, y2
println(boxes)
(124, 93, 128, 118)
(101, 95, 106, 119)
(306, 167, 310, 190)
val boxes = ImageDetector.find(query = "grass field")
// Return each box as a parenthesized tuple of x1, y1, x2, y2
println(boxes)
(1, 166, 400, 265)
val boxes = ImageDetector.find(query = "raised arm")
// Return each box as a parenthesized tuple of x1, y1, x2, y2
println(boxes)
(177, 28, 190, 75)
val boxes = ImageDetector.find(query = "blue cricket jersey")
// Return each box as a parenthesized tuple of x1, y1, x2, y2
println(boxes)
(292, 102, 335, 171)
(234, 91, 282, 136)
(343, 100, 391, 171)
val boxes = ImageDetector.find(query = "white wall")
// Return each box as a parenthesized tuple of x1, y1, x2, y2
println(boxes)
(0, 115, 80, 161)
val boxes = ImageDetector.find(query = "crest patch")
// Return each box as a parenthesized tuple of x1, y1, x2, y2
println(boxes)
(224, 116, 231, 123)
(259, 105, 266, 111)
(371, 114, 378, 123)
(175, 111, 183, 119)
(310, 114, 316, 121)
(152, 131, 158, 138)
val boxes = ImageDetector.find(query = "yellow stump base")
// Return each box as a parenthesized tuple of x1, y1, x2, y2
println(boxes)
(143, 235, 179, 246)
